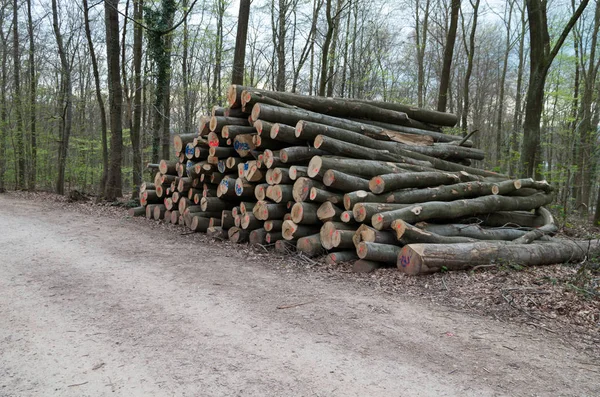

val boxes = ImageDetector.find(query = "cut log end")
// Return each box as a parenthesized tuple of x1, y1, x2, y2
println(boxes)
(397, 245, 425, 275)
(369, 176, 385, 194)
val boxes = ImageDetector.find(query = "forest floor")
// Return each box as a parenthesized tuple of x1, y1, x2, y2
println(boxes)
(0, 191, 599, 396)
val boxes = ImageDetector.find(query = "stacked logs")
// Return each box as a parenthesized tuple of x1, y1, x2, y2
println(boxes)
(130, 85, 600, 275)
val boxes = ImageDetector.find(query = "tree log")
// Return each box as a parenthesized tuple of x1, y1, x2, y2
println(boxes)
(254, 183, 269, 201)
(253, 201, 288, 220)
(323, 170, 370, 192)
(265, 232, 283, 244)
(372, 193, 555, 230)
(398, 239, 600, 275)
(291, 202, 321, 224)
(128, 206, 145, 217)
(331, 229, 355, 249)
(282, 220, 321, 240)
(296, 234, 325, 257)
(272, 167, 292, 184)
(221, 210, 235, 230)
(249, 228, 267, 245)
(190, 215, 210, 232)
(264, 220, 284, 232)
(241, 213, 262, 230)
(309, 187, 344, 205)
(308, 156, 409, 179)
(292, 177, 325, 202)
(414, 222, 531, 241)
(228, 227, 250, 243)
(343, 190, 389, 210)
(353, 203, 410, 223)
(280, 146, 329, 164)
(356, 242, 402, 264)
(391, 219, 477, 244)
(352, 259, 384, 273)
(320, 221, 356, 250)
(317, 201, 344, 222)
(159, 160, 178, 175)
(369, 171, 478, 194)
(325, 251, 359, 265)
(289, 166, 309, 180)
(269, 123, 301, 144)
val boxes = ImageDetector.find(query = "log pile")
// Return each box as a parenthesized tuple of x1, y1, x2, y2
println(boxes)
(130, 85, 600, 275)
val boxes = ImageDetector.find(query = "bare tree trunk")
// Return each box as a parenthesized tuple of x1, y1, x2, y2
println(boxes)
(52, 0, 73, 196)
(232, 0, 250, 85)
(292, 0, 322, 92)
(520, 0, 589, 178)
(495, 0, 514, 169)
(318, 0, 344, 96)
(131, 0, 144, 199)
(26, 0, 36, 190)
(275, 0, 288, 91)
(0, 8, 7, 192)
(83, 0, 109, 195)
(460, 0, 480, 136)
(437, 0, 460, 112)
(13, 0, 25, 189)
(415, 0, 431, 108)
(104, 0, 124, 200)
(508, 1, 526, 177)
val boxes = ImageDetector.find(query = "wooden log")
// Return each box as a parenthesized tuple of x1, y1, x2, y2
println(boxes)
(209, 116, 249, 132)
(296, 120, 434, 147)
(224, 107, 247, 118)
(222, 125, 256, 139)
(289, 166, 308, 180)
(159, 160, 178, 175)
(265, 232, 284, 244)
(221, 210, 235, 230)
(372, 193, 555, 230)
(165, 197, 175, 210)
(296, 234, 325, 257)
(398, 239, 600, 275)
(128, 206, 145, 217)
(207, 226, 227, 239)
(272, 167, 292, 185)
(173, 133, 198, 153)
(209, 146, 237, 158)
(282, 220, 321, 240)
(170, 210, 180, 225)
(239, 201, 255, 214)
(140, 182, 155, 193)
(246, 162, 265, 182)
(511, 207, 557, 244)
(142, 190, 162, 204)
(354, 224, 399, 246)
(249, 228, 268, 245)
(391, 219, 477, 244)
(280, 146, 329, 164)
(308, 156, 409, 179)
(323, 169, 370, 192)
(369, 171, 481, 194)
(233, 134, 256, 157)
(189, 215, 210, 232)
(292, 177, 325, 202)
(241, 213, 262, 230)
(254, 183, 269, 201)
(353, 203, 410, 223)
(325, 251, 359, 265)
(343, 190, 388, 210)
(226, 156, 244, 170)
(309, 187, 344, 205)
(262, 149, 284, 169)
(253, 134, 287, 150)
(198, 115, 211, 136)
(178, 197, 191, 213)
(200, 197, 233, 212)
(414, 222, 530, 241)
(265, 169, 276, 185)
(331, 229, 355, 249)
(145, 204, 158, 219)
(264, 220, 284, 232)
(356, 242, 402, 264)
(253, 201, 288, 220)
(270, 123, 300, 144)
(340, 211, 355, 223)
(291, 202, 321, 224)
(271, 184, 294, 203)
(320, 221, 355, 250)
(352, 259, 384, 273)
(317, 202, 343, 222)
(275, 239, 295, 253)
(253, 120, 274, 137)
(228, 227, 250, 243)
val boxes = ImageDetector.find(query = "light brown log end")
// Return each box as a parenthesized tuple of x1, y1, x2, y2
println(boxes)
(369, 176, 385, 194)
(397, 245, 426, 275)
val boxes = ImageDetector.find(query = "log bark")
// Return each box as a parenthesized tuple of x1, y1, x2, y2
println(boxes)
(291, 202, 321, 224)
(353, 224, 398, 246)
(271, 184, 294, 203)
(308, 156, 409, 179)
(289, 166, 309, 180)
(296, 120, 433, 147)
(323, 170, 370, 192)
(369, 171, 481, 194)
(511, 207, 557, 244)
(241, 213, 262, 230)
(253, 120, 273, 137)
(221, 210, 235, 229)
(209, 116, 249, 132)
(292, 177, 325, 202)
(415, 222, 531, 241)
(320, 221, 355, 250)
(270, 123, 301, 144)
(325, 251, 359, 264)
(173, 133, 197, 153)
(317, 201, 343, 222)
(356, 242, 402, 264)
(249, 228, 267, 245)
(353, 203, 410, 223)
(309, 187, 344, 205)
(228, 226, 250, 243)
(280, 146, 329, 164)
(296, 234, 325, 257)
(272, 167, 292, 184)
(201, 197, 233, 212)
(254, 183, 269, 201)
(265, 232, 283, 244)
(253, 201, 288, 220)
(352, 259, 384, 273)
(128, 206, 146, 217)
(170, 210, 180, 225)
(222, 125, 256, 139)
(398, 239, 600, 275)
(190, 215, 210, 232)
(340, 211, 355, 223)
(159, 160, 178, 175)
(331, 229, 355, 249)
(391, 219, 477, 244)
(372, 193, 555, 230)
(282, 220, 321, 240)
(343, 190, 389, 210)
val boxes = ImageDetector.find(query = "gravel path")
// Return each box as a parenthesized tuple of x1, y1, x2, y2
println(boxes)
(0, 194, 597, 396)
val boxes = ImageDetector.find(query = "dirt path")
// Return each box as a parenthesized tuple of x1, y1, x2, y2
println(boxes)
(0, 194, 597, 397)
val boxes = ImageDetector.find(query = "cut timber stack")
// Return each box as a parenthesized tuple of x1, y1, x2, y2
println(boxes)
(131, 85, 600, 275)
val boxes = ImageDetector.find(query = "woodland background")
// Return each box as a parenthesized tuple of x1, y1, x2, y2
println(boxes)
(0, 0, 599, 222)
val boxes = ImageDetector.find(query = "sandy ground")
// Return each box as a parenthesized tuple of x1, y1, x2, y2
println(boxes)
(0, 194, 598, 397)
